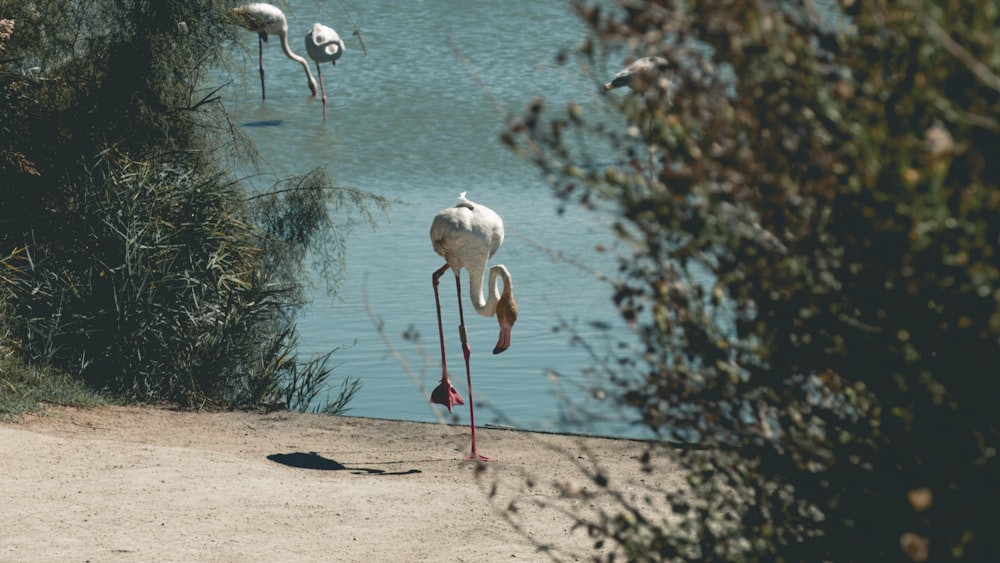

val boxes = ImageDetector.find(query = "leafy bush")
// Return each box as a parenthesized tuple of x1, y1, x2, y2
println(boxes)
(507, 0, 1000, 560)
(0, 0, 383, 412)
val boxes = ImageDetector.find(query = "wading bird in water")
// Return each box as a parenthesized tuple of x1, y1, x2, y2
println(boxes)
(430, 192, 518, 462)
(232, 3, 318, 100)
(603, 55, 672, 93)
(304, 22, 346, 121)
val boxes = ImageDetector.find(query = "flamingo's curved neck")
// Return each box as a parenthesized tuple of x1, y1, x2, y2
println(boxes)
(467, 262, 512, 318)
(278, 32, 318, 94)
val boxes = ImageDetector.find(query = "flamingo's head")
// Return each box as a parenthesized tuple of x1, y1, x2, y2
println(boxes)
(331, 40, 346, 65)
(493, 290, 518, 354)
(307, 75, 318, 97)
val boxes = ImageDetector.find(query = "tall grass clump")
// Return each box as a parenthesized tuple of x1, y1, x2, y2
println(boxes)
(0, 0, 385, 412)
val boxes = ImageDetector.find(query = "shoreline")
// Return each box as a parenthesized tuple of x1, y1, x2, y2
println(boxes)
(1, 404, 682, 562)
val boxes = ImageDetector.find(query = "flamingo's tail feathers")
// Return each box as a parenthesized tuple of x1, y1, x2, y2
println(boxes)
(456, 192, 474, 210)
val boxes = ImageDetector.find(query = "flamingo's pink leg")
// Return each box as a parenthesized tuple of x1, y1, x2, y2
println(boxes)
(316, 64, 327, 121)
(258, 36, 266, 100)
(431, 264, 463, 412)
(453, 273, 495, 462)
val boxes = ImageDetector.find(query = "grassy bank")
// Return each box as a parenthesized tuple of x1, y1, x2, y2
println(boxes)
(0, 356, 106, 422)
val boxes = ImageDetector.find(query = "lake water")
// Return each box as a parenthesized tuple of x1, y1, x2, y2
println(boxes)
(223, 1, 652, 438)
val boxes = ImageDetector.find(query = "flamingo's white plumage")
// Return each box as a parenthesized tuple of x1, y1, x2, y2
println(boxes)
(604, 56, 672, 92)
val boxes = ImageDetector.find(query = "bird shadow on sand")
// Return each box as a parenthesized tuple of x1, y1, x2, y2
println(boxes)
(267, 452, 421, 476)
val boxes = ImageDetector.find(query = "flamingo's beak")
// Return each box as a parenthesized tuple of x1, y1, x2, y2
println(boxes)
(493, 292, 518, 355)
(605, 75, 630, 91)
(430, 378, 464, 413)
(493, 324, 513, 355)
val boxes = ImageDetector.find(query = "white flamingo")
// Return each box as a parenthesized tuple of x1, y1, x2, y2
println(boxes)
(304, 22, 346, 121)
(430, 192, 518, 462)
(604, 56, 672, 93)
(232, 3, 318, 100)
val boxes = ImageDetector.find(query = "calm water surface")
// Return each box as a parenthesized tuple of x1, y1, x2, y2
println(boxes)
(224, 1, 651, 438)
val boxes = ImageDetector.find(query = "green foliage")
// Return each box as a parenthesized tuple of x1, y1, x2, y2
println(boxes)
(3, 152, 269, 405)
(0, 0, 384, 413)
(508, 0, 1000, 560)
(250, 173, 393, 299)
(0, 355, 104, 422)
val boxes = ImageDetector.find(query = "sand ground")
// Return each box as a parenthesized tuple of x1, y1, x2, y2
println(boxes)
(1, 405, 682, 562)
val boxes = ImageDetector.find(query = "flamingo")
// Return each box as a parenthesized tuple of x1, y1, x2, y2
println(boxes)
(605, 55, 675, 157)
(430, 192, 518, 462)
(231, 3, 318, 100)
(603, 56, 672, 93)
(304, 22, 346, 121)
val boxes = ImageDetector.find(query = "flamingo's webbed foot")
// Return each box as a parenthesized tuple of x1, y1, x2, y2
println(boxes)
(465, 452, 496, 462)
(430, 379, 465, 413)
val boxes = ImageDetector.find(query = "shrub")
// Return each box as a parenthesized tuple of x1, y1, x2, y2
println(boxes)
(507, 0, 1000, 560)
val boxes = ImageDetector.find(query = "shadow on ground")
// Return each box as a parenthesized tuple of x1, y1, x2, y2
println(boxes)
(267, 452, 421, 476)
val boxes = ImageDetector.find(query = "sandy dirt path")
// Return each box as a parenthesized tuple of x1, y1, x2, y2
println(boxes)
(1, 406, 680, 562)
